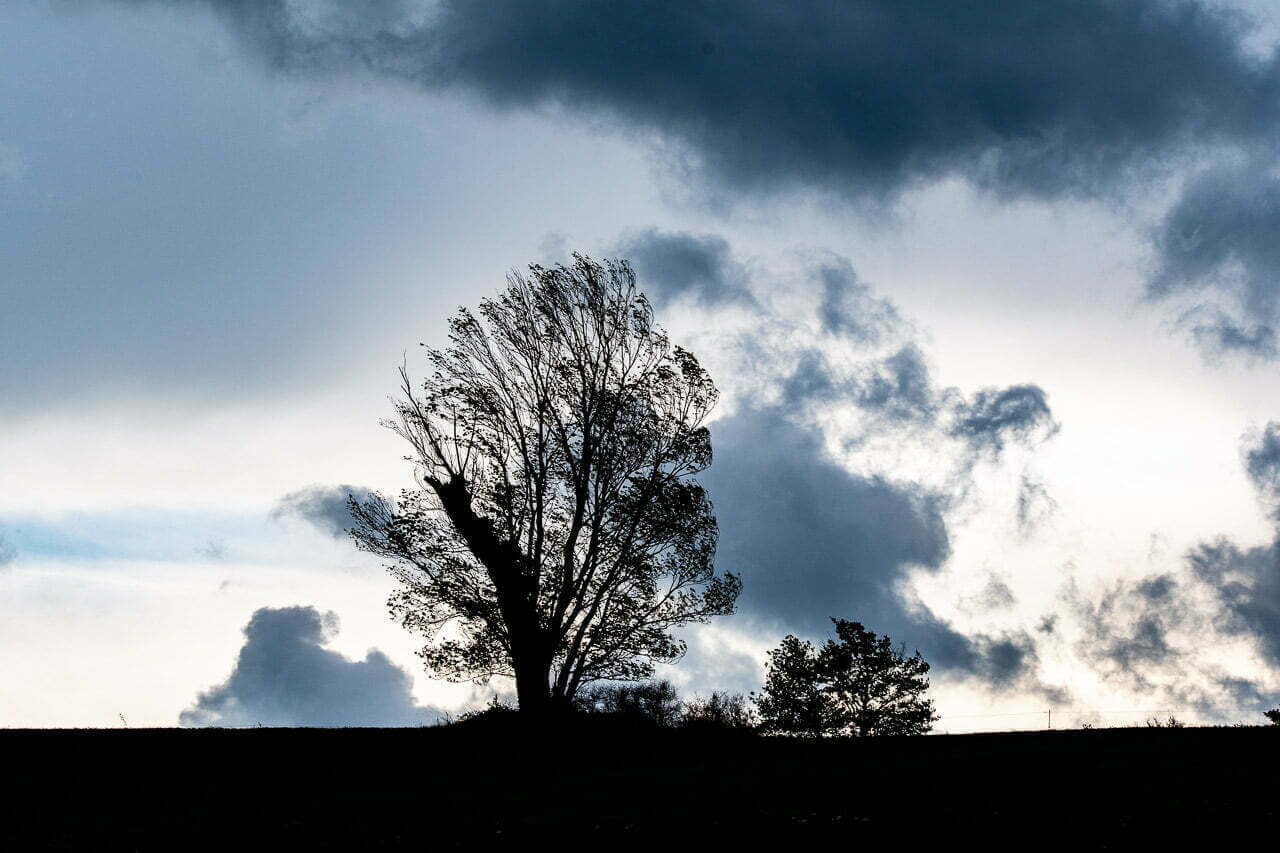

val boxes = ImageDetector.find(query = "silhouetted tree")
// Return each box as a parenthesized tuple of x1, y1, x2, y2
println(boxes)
(755, 619, 938, 737)
(350, 255, 741, 714)
(1265, 708, 1280, 725)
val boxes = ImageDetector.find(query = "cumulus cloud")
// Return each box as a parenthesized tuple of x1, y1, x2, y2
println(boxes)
(731, 254, 1057, 469)
(610, 232, 1065, 692)
(1150, 164, 1280, 360)
(613, 228, 754, 308)
(139, 0, 1280, 203)
(704, 403, 1056, 692)
(270, 484, 378, 538)
(1188, 538, 1280, 667)
(180, 606, 441, 727)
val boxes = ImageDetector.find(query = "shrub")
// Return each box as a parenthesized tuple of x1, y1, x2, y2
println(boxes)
(575, 680, 682, 727)
(1144, 715, 1185, 728)
(680, 692, 758, 730)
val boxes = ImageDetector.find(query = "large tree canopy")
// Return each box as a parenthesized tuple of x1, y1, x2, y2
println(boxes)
(351, 255, 740, 712)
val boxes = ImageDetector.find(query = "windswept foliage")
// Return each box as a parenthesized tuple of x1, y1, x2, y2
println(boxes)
(351, 255, 740, 712)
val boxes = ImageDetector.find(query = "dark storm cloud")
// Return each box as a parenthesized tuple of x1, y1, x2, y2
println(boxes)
(270, 484, 378, 538)
(951, 385, 1059, 458)
(613, 228, 754, 307)
(180, 605, 441, 727)
(704, 404, 1054, 690)
(1188, 537, 1280, 667)
(146, 0, 1280, 202)
(705, 404, 950, 642)
(1150, 165, 1280, 359)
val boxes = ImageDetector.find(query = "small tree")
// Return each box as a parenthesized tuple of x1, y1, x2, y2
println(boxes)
(755, 619, 938, 737)
(1264, 708, 1280, 726)
(350, 255, 740, 714)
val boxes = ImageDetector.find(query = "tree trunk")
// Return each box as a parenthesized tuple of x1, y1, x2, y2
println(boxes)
(430, 474, 554, 715)
(513, 651, 552, 715)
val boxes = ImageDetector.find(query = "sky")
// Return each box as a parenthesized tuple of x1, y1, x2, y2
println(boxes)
(5, 0, 1280, 730)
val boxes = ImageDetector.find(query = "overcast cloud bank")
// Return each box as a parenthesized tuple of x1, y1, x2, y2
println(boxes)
(106, 0, 1280, 363)
(131, 0, 1280, 201)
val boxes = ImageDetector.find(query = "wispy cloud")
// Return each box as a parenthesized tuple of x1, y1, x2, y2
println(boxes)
(270, 484, 378, 539)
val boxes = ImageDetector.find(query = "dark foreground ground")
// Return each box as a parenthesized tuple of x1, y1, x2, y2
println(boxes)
(3, 721, 1276, 849)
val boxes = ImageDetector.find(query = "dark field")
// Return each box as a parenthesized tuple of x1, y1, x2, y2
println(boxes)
(3, 722, 1276, 848)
